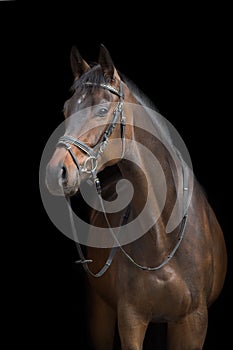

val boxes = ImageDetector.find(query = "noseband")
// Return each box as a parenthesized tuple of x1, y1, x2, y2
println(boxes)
(57, 80, 126, 193)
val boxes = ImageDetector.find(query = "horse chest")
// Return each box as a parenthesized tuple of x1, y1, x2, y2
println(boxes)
(117, 267, 195, 322)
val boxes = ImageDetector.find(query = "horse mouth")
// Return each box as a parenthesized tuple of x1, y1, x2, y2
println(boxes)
(46, 179, 80, 197)
(58, 174, 80, 197)
(62, 183, 80, 197)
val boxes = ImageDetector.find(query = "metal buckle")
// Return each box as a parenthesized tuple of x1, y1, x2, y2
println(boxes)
(81, 156, 98, 174)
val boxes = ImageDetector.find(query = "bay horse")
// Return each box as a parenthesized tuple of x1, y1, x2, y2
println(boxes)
(45, 45, 227, 349)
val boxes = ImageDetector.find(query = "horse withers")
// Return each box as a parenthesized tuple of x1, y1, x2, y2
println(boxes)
(45, 45, 227, 350)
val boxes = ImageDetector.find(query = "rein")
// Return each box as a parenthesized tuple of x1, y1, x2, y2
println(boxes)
(67, 196, 131, 278)
(57, 80, 189, 277)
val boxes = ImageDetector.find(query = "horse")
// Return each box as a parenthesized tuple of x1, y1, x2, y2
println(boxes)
(45, 44, 227, 350)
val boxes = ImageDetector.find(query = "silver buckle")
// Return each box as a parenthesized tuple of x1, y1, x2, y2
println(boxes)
(81, 156, 98, 174)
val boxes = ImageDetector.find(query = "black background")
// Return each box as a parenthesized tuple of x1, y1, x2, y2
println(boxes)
(2, 2, 231, 349)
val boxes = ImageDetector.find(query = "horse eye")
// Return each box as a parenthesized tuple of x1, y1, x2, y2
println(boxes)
(96, 107, 108, 117)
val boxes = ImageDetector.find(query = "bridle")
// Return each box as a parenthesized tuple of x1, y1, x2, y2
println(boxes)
(55, 79, 189, 278)
(57, 80, 126, 194)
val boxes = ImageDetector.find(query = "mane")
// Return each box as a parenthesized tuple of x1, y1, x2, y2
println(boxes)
(120, 72, 159, 112)
(120, 72, 174, 147)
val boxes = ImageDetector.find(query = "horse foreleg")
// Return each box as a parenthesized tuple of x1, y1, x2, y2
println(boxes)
(88, 289, 116, 350)
(117, 304, 149, 350)
(167, 305, 208, 350)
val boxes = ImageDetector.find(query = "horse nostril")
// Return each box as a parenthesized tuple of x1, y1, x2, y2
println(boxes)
(61, 166, 68, 183)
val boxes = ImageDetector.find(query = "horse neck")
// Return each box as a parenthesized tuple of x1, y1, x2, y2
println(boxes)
(118, 111, 179, 255)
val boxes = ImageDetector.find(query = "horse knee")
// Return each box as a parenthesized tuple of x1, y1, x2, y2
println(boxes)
(118, 309, 148, 350)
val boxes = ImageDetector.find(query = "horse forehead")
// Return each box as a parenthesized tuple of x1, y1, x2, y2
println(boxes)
(70, 89, 111, 110)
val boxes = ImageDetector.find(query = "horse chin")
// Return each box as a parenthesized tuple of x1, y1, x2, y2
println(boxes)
(62, 181, 80, 197)
(46, 180, 79, 197)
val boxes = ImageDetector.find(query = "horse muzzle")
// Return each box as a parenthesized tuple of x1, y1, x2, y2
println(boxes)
(45, 156, 81, 196)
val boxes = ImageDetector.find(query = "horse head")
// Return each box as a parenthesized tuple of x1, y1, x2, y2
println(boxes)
(46, 45, 134, 196)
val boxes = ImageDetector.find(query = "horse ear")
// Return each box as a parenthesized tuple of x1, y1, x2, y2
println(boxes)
(70, 46, 90, 79)
(98, 44, 116, 81)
